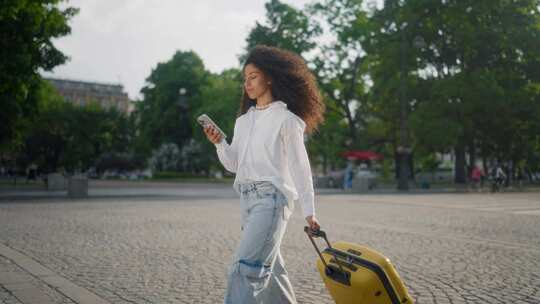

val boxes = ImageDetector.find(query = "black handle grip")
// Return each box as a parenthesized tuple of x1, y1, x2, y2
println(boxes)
(304, 226, 325, 238)
(304, 226, 330, 247)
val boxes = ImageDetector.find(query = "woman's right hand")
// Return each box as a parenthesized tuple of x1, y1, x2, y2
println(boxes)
(203, 125, 223, 144)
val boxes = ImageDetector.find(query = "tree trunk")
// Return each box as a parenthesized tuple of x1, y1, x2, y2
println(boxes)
(394, 152, 400, 180)
(398, 152, 409, 189)
(469, 141, 476, 169)
(343, 104, 357, 143)
(409, 152, 415, 180)
(454, 141, 467, 184)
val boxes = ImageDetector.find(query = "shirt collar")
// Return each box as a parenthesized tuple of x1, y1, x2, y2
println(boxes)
(247, 100, 287, 113)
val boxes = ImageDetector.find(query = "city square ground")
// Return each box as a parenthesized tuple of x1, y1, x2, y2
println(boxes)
(0, 181, 539, 303)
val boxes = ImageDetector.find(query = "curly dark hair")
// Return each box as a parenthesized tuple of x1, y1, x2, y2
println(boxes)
(239, 45, 325, 135)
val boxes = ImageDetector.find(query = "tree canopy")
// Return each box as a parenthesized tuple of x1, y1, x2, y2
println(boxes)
(0, 0, 78, 149)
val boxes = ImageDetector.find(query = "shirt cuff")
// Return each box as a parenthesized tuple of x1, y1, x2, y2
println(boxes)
(300, 195, 315, 218)
(214, 138, 226, 149)
(303, 209, 315, 219)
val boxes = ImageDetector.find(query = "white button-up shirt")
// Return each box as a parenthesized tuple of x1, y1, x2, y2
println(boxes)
(214, 100, 315, 218)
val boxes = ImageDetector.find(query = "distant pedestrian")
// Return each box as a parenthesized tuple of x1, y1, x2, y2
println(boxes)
(343, 161, 354, 189)
(470, 165, 484, 191)
(516, 165, 525, 189)
(491, 163, 506, 193)
(503, 163, 511, 188)
(26, 164, 38, 183)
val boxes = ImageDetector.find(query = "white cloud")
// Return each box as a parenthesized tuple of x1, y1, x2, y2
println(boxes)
(41, 0, 312, 99)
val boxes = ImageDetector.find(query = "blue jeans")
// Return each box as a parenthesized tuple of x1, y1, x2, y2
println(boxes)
(224, 181, 297, 304)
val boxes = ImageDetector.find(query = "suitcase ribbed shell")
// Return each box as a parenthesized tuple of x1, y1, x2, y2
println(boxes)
(316, 241, 414, 304)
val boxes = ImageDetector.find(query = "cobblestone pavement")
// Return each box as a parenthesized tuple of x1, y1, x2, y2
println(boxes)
(0, 253, 77, 304)
(1, 185, 540, 303)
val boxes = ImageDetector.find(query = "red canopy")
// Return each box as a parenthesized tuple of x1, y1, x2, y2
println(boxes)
(341, 151, 383, 161)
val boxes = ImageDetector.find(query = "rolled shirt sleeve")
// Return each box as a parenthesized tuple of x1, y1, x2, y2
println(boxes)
(281, 115, 315, 218)
(214, 119, 239, 173)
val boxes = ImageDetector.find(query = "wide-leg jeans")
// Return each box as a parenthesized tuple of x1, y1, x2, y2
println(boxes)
(224, 181, 297, 304)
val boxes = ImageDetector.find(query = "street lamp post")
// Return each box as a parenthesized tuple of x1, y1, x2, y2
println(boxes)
(177, 88, 188, 172)
(178, 89, 189, 128)
(178, 88, 187, 110)
(178, 87, 189, 127)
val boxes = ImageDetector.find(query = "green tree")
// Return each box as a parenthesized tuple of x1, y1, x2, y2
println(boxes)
(136, 51, 209, 157)
(307, 109, 348, 174)
(18, 80, 70, 172)
(20, 80, 134, 173)
(63, 102, 132, 171)
(191, 69, 243, 174)
(368, 0, 540, 183)
(0, 0, 78, 149)
(309, 0, 373, 147)
(241, 0, 322, 61)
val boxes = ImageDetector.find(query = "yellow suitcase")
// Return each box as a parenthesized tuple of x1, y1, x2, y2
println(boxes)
(304, 227, 414, 304)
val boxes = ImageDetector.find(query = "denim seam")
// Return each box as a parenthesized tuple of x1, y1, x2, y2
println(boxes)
(262, 196, 279, 248)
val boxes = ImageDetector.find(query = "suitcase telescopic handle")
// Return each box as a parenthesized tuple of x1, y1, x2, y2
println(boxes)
(304, 226, 329, 268)
(304, 226, 347, 275)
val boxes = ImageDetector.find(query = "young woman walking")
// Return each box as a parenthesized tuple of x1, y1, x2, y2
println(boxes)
(203, 45, 325, 303)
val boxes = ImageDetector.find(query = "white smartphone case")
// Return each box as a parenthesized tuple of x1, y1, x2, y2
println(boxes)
(197, 114, 227, 139)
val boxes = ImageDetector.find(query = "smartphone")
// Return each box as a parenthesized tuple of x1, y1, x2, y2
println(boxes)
(197, 114, 227, 140)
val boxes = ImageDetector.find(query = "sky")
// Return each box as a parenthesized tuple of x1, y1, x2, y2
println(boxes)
(41, 0, 315, 100)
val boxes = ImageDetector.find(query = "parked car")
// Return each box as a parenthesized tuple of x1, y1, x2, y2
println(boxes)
(85, 167, 98, 179)
(327, 169, 345, 188)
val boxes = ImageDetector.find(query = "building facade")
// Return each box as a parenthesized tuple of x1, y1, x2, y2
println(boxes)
(46, 77, 131, 114)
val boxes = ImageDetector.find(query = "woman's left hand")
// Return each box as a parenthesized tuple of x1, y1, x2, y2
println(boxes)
(305, 215, 321, 234)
